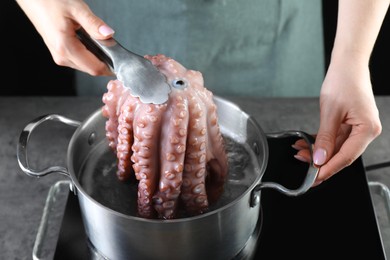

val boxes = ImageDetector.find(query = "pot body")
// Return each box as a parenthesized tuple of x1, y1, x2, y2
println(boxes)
(67, 97, 268, 260)
(18, 97, 317, 260)
(77, 187, 260, 259)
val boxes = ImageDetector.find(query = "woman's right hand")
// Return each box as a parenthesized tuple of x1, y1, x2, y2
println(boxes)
(16, 0, 115, 76)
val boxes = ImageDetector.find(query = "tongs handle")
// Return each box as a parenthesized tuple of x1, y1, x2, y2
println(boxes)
(76, 28, 137, 72)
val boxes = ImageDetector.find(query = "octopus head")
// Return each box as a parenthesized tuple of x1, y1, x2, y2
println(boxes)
(145, 54, 204, 93)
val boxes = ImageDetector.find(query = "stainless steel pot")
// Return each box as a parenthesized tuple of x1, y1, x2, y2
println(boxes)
(17, 96, 318, 260)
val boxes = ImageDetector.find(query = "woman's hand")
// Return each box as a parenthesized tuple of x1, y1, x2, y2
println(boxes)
(16, 0, 115, 76)
(294, 58, 382, 186)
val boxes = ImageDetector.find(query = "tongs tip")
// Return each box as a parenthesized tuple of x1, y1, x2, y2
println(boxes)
(116, 63, 171, 104)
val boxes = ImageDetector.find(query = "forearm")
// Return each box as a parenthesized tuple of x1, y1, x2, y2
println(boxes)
(332, 0, 390, 64)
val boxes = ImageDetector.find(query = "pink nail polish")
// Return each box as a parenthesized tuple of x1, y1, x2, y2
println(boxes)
(313, 179, 323, 187)
(291, 144, 304, 151)
(313, 148, 327, 165)
(294, 154, 310, 163)
(99, 25, 115, 36)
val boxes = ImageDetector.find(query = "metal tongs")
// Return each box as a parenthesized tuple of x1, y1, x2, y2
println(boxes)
(76, 28, 171, 104)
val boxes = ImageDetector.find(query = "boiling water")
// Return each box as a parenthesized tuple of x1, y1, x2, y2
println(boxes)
(78, 136, 263, 218)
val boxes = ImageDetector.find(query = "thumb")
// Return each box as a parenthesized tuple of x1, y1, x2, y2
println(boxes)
(313, 122, 338, 167)
(73, 3, 115, 39)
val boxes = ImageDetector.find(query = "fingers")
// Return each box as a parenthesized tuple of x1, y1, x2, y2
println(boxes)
(57, 0, 115, 75)
(292, 120, 381, 186)
(69, 0, 115, 40)
(316, 123, 381, 181)
(77, 12, 115, 40)
(63, 34, 114, 76)
(25, 0, 115, 75)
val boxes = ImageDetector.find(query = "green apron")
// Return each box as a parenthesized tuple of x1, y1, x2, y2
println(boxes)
(77, 0, 324, 97)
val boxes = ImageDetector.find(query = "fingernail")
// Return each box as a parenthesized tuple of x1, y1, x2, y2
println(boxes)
(294, 154, 310, 163)
(99, 25, 115, 36)
(291, 144, 304, 151)
(313, 148, 327, 165)
(313, 179, 323, 187)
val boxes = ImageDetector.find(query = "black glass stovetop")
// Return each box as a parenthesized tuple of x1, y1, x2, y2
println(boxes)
(51, 137, 386, 260)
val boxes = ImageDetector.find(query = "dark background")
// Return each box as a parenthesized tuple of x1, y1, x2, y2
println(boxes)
(4, 1, 390, 96)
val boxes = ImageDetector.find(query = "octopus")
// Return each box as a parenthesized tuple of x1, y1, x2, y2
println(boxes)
(102, 54, 228, 219)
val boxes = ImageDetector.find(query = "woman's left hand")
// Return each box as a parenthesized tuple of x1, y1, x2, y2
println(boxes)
(294, 57, 382, 186)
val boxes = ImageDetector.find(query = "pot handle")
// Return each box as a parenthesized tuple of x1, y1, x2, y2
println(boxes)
(251, 131, 319, 207)
(17, 114, 81, 178)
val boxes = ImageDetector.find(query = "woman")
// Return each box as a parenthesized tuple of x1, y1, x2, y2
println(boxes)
(15, 0, 388, 185)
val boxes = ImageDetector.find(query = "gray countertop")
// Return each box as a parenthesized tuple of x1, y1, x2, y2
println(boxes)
(1, 96, 390, 259)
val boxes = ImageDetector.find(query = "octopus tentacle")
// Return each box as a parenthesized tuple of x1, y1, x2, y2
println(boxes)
(153, 92, 189, 219)
(116, 95, 139, 181)
(102, 80, 132, 150)
(180, 91, 209, 215)
(131, 103, 166, 218)
(102, 81, 121, 150)
(198, 90, 228, 202)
